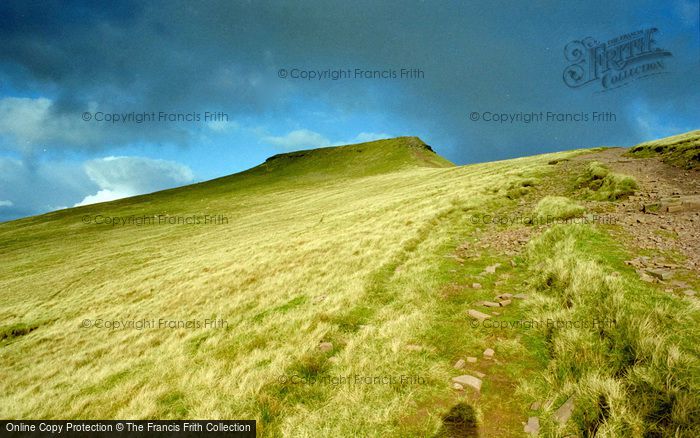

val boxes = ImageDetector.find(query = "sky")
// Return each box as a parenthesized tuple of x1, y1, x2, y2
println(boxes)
(0, 0, 698, 222)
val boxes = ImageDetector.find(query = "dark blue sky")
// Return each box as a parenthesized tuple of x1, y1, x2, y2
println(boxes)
(1, 0, 698, 221)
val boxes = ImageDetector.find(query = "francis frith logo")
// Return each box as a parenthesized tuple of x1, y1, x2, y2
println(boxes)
(563, 28, 672, 91)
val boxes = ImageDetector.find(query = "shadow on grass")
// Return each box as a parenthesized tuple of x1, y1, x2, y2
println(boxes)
(434, 402, 479, 437)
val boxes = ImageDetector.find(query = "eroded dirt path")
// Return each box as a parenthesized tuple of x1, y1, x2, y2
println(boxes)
(453, 149, 699, 436)
(574, 148, 700, 281)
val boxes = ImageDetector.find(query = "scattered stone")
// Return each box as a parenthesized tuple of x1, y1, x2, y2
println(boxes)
(496, 293, 513, 300)
(499, 299, 512, 307)
(466, 356, 477, 363)
(524, 417, 540, 435)
(467, 309, 491, 321)
(513, 294, 528, 299)
(684, 290, 696, 297)
(645, 268, 673, 281)
(472, 370, 486, 378)
(482, 301, 500, 307)
(530, 401, 541, 410)
(553, 396, 575, 425)
(472, 282, 482, 289)
(451, 375, 482, 392)
(637, 270, 655, 282)
(625, 256, 649, 268)
(510, 259, 517, 267)
(483, 348, 495, 359)
(454, 359, 466, 369)
(313, 295, 327, 303)
(452, 382, 464, 391)
(484, 263, 501, 274)
(318, 342, 333, 352)
(664, 196, 700, 213)
(405, 344, 423, 351)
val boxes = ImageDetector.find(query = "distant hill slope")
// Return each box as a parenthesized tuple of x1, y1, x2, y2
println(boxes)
(627, 130, 700, 169)
(1, 136, 452, 226)
(195, 136, 454, 189)
(257, 136, 453, 175)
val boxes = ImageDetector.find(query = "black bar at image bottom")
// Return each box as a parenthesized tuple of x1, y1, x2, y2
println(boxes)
(1, 421, 256, 437)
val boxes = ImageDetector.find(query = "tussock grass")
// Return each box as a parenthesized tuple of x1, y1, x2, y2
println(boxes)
(0, 322, 40, 342)
(534, 196, 585, 222)
(4, 132, 693, 436)
(503, 178, 537, 200)
(522, 225, 699, 437)
(0, 136, 576, 435)
(576, 162, 638, 201)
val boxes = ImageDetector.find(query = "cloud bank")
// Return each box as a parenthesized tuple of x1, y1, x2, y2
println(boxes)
(75, 156, 194, 206)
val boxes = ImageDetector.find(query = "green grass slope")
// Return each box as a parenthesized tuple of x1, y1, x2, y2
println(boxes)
(0, 135, 697, 437)
(251, 136, 453, 176)
(627, 130, 700, 169)
(191, 136, 453, 193)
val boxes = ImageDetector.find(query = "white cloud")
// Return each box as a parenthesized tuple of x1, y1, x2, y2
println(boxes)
(0, 97, 102, 154)
(262, 129, 394, 151)
(0, 200, 14, 207)
(0, 97, 192, 157)
(75, 156, 194, 206)
(207, 120, 240, 132)
(262, 129, 331, 150)
(0, 157, 92, 222)
(344, 132, 392, 144)
(75, 189, 134, 206)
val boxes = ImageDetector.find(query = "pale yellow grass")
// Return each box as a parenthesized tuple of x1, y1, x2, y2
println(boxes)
(0, 151, 574, 435)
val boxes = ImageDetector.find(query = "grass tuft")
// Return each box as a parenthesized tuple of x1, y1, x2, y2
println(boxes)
(0, 322, 39, 342)
(576, 162, 638, 201)
(522, 225, 699, 437)
(534, 196, 585, 222)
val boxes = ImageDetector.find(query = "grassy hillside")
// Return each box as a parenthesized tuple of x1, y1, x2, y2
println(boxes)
(1, 136, 697, 437)
(627, 130, 700, 169)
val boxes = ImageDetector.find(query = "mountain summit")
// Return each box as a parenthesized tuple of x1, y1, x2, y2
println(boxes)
(252, 136, 454, 178)
(178, 136, 454, 195)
